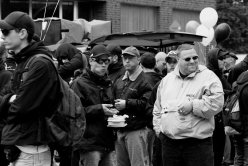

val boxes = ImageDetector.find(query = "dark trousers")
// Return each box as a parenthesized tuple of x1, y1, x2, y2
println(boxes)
(159, 133, 214, 166)
(213, 119, 225, 166)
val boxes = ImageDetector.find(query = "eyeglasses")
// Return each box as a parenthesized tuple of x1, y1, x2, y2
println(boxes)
(183, 56, 198, 62)
(93, 58, 110, 65)
(1, 29, 11, 36)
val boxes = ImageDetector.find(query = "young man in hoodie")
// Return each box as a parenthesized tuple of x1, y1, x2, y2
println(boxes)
(153, 44, 224, 166)
(71, 45, 118, 166)
(113, 46, 152, 166)
(0, 11, 60, 166)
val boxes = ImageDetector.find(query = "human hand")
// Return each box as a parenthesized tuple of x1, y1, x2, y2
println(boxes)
(178, 100, 193, 116)
(115, 99, 126, 111)
(102, 104, 119, 116)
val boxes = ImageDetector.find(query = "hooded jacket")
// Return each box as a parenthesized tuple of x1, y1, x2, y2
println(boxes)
(0, 58, 12, 94)
(55, 43, 87, 82)
(153, 65, 224, 139)
(0, 41, 60, 145)
(144, 72, 163, 88)
(71, 69, 115, 152)
(207, 48, 231, 97)
(108, 61, 125, 84)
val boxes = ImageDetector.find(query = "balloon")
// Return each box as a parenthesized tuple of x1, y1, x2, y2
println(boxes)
(202, 27, 214, 46)
(215, 23, 231, 44)
(196, 25, 214, 46)
(185, 20, 200, 34)
(200, 7, 218, 28)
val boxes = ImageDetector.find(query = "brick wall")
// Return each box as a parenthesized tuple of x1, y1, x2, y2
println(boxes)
(102, 0, 216, 33)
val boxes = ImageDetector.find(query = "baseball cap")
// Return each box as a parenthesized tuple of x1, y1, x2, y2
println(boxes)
(122, 46, 140, 57)
(106, 44, 122, 57)
(0, 11, 35, 36)
(91, 45, 111, 59)
(165, 50, 178, 63)
(226, 52, 238, 60)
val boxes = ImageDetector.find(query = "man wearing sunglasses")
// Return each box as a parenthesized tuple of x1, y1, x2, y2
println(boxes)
(71, 44, 118, 166)
(0, 11, 61, 166)
(153, 44, 224, 166)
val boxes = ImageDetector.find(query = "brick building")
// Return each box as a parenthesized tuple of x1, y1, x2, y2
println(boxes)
(0, 0, 216, 33)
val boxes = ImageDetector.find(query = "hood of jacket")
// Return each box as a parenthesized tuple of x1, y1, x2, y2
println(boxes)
(206, 48, 222, 78)
(11, 41, 52, 64)
(54, 43, 80, 60)
(83, 69, 112, 87)
(108, 61, 124, 75)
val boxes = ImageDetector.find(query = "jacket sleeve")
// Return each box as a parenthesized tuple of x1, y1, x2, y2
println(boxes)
(153, 81, 163, 135)
(71, 79, 104, 118)
(192, 73, 224, 119)
(240, 87, 248, 138)
(126, 82, 152, 115)
(58, 53, 85, 80)
(7, 59, 57, 123)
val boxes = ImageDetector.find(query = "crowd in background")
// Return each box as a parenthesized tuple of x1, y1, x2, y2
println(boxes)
(0, 11, 248, 166)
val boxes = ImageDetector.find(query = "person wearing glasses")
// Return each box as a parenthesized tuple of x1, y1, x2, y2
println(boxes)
(113, 46, 152, 166)
(0, 11, 61, 166)
(153, 44, 224, 166)
(71, 44, 118, 166)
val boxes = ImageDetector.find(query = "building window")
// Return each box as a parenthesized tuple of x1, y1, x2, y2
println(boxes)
(172, 9, 200, 32)
(1, 0, 29, 18)
(121, 4, 158, 33)
(78, 1, 106, 21)
(32, 1, 59, 19)
(62, 1, 74, 20)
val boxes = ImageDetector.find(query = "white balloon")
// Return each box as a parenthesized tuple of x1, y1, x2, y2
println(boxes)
(202, 27, 214, 46)
(196, 25, 214, 46)
(200, 7, 218, 28)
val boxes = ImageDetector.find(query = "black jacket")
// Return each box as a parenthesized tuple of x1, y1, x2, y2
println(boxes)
(207, 48, 231, 97)
(0, 41, 60, 146)
(113, 71, 152, 131)
(55, 43, 86, 82)
(228, 55, 248, 85)
(108, 61, 125, 84)
(143, 72, 163, 88)
(71, 70, 115, 152)
(236, 71, 248, 137)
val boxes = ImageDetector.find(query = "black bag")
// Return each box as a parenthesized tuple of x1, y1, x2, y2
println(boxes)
(23, 54, 86, 149)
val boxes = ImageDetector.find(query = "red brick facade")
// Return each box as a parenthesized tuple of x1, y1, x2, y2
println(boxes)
(103, 0, 216, 33)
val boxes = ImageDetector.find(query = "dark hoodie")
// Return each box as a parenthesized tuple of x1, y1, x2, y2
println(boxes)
(207, 48, 231, 96)
(71, 69, 115, 152)
(108, 61, 125, 84)
(0, 41, 60, 146)
(55, 43, 87, 82)
(0, 58, 12, 95)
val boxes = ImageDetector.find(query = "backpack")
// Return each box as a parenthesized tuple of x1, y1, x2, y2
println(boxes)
(223, 81, 248, 133)
(22, 54, 86, 149)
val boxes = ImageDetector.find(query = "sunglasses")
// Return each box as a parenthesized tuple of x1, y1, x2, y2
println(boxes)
(1, 29, 11, 36)
(93, 58, 110, 65)
(183, 56, 198, 62)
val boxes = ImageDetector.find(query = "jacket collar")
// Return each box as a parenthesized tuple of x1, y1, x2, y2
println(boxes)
(122, 66, 143, 81)
(173, 65, 207, 79)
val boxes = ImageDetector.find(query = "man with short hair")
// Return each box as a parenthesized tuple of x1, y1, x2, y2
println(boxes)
(113, 46, 152, 166)
(224, 52, 238, 78)
(72, 45, 117, 166)
(0, 11, 60, 165)
(140, 52, 163, 87)
(155, 52, 167, 76)
(106, 44, 125, 84)
(153, 44, 224, 166)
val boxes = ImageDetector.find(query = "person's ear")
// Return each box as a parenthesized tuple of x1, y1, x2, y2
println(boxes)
(19, 29, 28, 40)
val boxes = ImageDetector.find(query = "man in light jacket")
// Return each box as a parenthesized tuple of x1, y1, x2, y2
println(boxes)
(153, 44, 224, 166)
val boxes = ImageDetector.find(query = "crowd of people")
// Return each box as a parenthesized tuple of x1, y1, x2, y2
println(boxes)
(0, 11, 248, 166)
